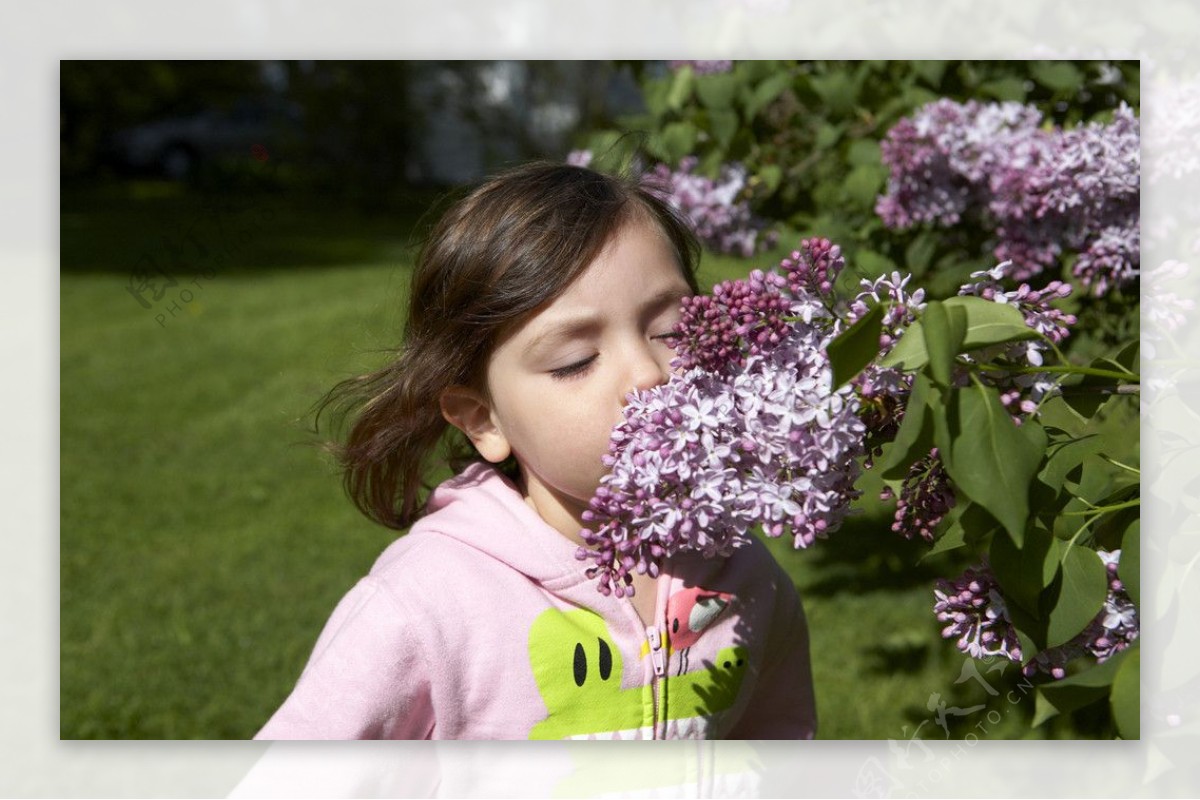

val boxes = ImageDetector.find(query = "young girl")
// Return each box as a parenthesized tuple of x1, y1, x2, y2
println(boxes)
(255, 161, 816, 740)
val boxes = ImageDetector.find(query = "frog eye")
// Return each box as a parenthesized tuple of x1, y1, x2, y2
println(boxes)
(598, 638, 613, 681)
(573, 642, 587, 687)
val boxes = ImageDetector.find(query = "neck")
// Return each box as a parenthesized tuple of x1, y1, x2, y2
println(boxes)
(516, 472, 591, 548)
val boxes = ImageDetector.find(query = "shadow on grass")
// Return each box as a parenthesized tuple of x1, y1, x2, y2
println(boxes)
(863, 630, 931, 675)
(61, 176, 458, 275)
(788, 510, 972, 599)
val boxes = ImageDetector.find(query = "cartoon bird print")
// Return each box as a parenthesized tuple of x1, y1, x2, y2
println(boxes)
(666, 587, 735, 675)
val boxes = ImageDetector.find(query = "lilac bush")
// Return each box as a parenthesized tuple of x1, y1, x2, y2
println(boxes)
(877, 99, 1140, 296)
(573, 225, 1136, 691)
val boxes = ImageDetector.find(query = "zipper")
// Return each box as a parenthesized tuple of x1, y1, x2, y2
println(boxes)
(647, 623, 665, 738)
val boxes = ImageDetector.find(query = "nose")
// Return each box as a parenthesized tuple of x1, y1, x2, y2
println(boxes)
(625, 340, 672, 396)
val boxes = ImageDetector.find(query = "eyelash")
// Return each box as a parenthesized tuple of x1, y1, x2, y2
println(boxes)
(549, 355, 597, 380)
(548, 332, 680, 381)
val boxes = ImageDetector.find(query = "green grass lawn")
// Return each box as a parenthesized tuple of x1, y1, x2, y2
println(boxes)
(60, 181, 1077, 740)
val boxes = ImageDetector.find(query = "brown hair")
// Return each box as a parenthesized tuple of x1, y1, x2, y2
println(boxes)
(318, 161, 701, 530)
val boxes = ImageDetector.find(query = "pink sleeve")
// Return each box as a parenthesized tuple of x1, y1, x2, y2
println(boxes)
(254, 578, 434, 740)
(727, 582, 818, 739)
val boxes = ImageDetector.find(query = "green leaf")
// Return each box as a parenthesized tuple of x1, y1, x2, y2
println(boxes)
(847, 139, 882, 167)
(658, 121, 697, 165)
(642, 77, 672, 119)
(1038, 435, 1105, 494)
(879, 295, 1038, 372)
(734, 59, 779, 84)
(1033, 689, 1069, 728)
(841, 164, 888, 211)
(990, 525, 1061, 616)
(744, 70, 792, 119)
(1033, 645, 1134, 727)
(879, 318, 929, 371)
(921, 502, 998, 562)
(1032, 61, 1084, 93)
(696, 72, 738, 110)
(922, 519, 966, 560)
(921, 301, 967, 387)
(1110, 644, 1140, 738)
(1120, 520, 1140, 607)
(758, 163, 783, 194)
(979, 76, 1028, 102)
(945, 380, 1047, 544)
(1113, 340, 1140, 374)
(827, 303, 883, 389)
(878, 373, 936, 479)
(903, 232, 938, 277)
(1045, 545, 1107, 648)
(814, 121, 844, 149)
(1061, 373, 1116, 420)
(666, 66, 696, 112)
(941, 295, 1041, 349)
(912, 60, 947, 86)
(708, 108, 739, 149)
(811, 70, 859, 115)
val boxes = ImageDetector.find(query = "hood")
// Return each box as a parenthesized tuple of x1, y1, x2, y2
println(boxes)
(413, 461, 597, 595)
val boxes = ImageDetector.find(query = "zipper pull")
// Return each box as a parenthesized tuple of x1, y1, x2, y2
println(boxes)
(646, 626, 666, 677)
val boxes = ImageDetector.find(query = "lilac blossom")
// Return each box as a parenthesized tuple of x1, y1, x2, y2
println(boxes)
(877, 99, 1140, 296)
(933, 562, 1022, 660)
(883, 448, 955, 543)
(849, 269, 928, 351)
(958, 262, 1078, 416)
(933, 551, 1139, 679)
(643, 156, 778, 257)
(577, 240, 866, 597)
(566, 149, 594, 167)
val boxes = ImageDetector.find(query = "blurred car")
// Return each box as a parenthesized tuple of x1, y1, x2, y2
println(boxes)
(106, 95, 303, 179)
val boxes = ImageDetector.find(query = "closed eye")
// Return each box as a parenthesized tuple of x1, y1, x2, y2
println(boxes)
(549, 354, 597, 380)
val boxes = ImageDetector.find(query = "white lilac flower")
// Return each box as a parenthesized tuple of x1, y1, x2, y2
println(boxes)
(577, 240, 866, 596)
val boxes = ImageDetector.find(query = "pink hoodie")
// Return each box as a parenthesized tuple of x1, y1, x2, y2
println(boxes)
(255, 462, 816, 740)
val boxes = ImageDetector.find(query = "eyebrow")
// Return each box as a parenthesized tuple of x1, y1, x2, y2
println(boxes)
(522, 286, 690, 357)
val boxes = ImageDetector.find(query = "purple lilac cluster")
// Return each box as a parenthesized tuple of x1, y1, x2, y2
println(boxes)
(932, 562, 1022, 660)
(877, 99, 1140, 296)
(644, 156, 779, 257)
(577, 240, 866, 597)
(881, 448, 955, 543)
(958, 262, 1078, 417)
(672, 270, 794, 373)
(668, 60, 734, 75)
(933, 551, 1139, 679)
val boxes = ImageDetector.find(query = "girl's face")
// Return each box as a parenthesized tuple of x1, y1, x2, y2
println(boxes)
(446, 215, 692, 543)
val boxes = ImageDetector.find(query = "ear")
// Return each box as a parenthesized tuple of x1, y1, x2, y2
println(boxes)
(439, 385, 512, 463)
